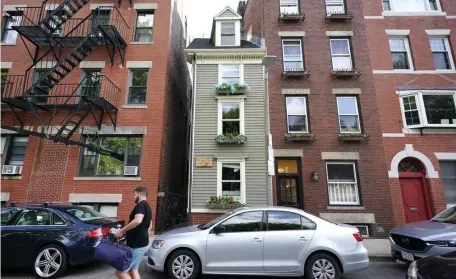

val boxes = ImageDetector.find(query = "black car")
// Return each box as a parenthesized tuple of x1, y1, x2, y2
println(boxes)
(407, 251, 456, 279)
(1, 203, 123, 278)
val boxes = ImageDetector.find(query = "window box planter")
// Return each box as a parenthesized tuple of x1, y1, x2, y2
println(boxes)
(338, 133, 369, 141)
(279, 13, 305, 21)
(206, 196, 245, 209)
(215, 134, 247, 144)
(331, 69, 361, 78)
(325, 11, 353, 21)
(285, 133, 315, 142)
(281, 69, 310, 79)
(215, 83, 248, 95)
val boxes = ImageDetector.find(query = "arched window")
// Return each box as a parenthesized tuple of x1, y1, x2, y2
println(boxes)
(398, 158, 423, 173)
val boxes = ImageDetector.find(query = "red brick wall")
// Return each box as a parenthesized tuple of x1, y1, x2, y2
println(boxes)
(1, 0, 190, 227)
(190, 213, 222, 225)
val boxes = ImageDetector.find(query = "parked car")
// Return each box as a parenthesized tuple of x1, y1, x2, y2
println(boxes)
(407, 251, 456, 279)
(147, 206, 369, 279)
(1, 203, 123, 278)
(390, 205, 456, 263)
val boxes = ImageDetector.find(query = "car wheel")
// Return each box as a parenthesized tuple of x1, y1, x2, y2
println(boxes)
(166, 250, 200, 279)
(34, 245, 68, 279)
(305, 253, 341, 279)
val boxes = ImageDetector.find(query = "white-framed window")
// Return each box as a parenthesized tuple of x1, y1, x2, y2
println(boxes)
(1, 11, 23, 44)
(133, 11, 154, 43)
(217, 98, 245, 135)
(1, 135, 29, 167)
(337, 96, 361, 133)
(382, 0, 441, 12)
(399, 91, 456, 128)
(326, 162, 360, 205)
(429, 38, 455, 70)
(389, 38, 413, 70)
(325, 0, 345, 15)
(439, 161, 456, 207)
(79, 204, 119, 218)
(330, 39, 353, 71)
(220, 22, 235, 46)
(280, 0, 299, 15)
(217, 159, 246, 203)
(128, 69, 148, 104)
(282, 39, 304, 71)
(218, 64, 243, 85)
(286, 96, 308, 133)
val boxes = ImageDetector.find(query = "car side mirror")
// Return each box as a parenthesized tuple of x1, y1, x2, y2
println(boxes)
(212, 225, 225, 234)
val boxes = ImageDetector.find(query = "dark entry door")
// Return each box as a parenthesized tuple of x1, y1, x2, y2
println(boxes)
(276, 159, 302, 208)
(278, 177, 299, 207)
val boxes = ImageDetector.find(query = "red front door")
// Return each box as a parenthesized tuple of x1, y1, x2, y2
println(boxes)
(400, 177, 429, 223)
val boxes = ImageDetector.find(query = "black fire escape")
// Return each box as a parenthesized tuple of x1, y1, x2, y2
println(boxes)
(1, 0, 129, 159)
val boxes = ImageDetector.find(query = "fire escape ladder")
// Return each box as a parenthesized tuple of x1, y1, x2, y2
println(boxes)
(40, 0, 91, 34)
(55, 103, 91, 139)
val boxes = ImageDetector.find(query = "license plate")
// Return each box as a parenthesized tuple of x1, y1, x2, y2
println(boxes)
(401, 251, 414, 261)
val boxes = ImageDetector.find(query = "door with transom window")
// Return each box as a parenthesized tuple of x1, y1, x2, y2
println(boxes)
(275, 159, 302, 209)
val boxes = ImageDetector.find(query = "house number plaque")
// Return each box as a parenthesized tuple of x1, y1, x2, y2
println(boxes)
(196, 157, 213, 167)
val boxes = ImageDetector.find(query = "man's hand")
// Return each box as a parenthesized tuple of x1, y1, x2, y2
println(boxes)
(114, 229, 124, 238)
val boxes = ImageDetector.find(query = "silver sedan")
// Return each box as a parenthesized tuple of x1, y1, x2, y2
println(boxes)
(147, 206, 369, 279)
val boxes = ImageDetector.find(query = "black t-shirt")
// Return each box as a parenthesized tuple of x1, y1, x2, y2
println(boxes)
(126, 200, 152, 248)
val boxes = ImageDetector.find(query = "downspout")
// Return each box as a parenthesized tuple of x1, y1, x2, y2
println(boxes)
(264, 66, 272, 206)
(187, 55, 197, 224)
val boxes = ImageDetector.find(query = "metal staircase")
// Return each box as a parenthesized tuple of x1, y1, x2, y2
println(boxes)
(1, 0, 129, 157)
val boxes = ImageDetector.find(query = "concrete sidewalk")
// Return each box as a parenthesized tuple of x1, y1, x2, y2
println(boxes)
(364, 238, 391, 259)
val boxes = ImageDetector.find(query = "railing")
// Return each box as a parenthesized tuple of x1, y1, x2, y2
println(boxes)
(155, 192, 188, 234)
(2, 74, 120, 107)
(327, 181, 359, 205)
(15, 0, 66, 27)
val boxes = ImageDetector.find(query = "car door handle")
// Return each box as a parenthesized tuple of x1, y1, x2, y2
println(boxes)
(299, 237, 308, 241)
(252, 237, 262, 243)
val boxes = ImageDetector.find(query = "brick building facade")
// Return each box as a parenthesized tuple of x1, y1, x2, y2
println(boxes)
(1, 0, 191, 233)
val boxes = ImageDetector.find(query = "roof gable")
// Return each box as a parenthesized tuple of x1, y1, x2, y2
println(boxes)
(214, 6, 242, 19)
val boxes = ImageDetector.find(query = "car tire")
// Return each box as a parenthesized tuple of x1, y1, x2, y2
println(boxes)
(305, 253, 341, 279)
(166, 249, 200, 279)
(34, 244, 68, 279)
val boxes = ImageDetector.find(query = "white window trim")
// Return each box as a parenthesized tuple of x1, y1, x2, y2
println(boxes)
(325, 0, 345, 15)
(217, 98, 245, 135)
(126, 69, 148, 105)
(218, 64, 244, 84)
(286, 96, 309, 133)
(330, 38, 353, 71)
(389, 37, 414, 71)
(337, 96, 361, 133)
(428, 37, 455, 71)
(398, 90, 456, 128)
(220, 21, 236, 47)
(282, 38, 304, 71)
(326, 162, 360, 206)
(383, 0, 442, 12)
(279, 0, 299, 15)
(217, 159, 246, 204)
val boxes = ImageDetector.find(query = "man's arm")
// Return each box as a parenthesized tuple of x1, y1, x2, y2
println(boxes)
(119, 213, 144, 235)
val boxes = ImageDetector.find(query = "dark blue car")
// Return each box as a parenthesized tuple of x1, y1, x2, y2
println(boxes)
(1, 203, 123, 278)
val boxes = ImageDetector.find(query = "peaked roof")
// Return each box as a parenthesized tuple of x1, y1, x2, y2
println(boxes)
(214, 6, 242, 19)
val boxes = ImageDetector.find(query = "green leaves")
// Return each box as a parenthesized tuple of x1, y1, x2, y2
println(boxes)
(215, 83, 249, 95)
(215, 133, 247, 144)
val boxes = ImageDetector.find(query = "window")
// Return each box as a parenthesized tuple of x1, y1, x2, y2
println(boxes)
(337, 97, 361, 133)
(280, 0, 299, 15)
(32, 69, 51, 104)
(91, 9, 110, 34)
(440, 161, 456, 206)
(219, 64, 242, 85)
(382, 0, 441, 12)
(79, 136, 142, 176)
(220, 22, 235, 46)
(1, 136, 28, 166)
(325, 0, 345, 15)
(400, 91, 456, 127)
(16, 210, 51, 226)
(282, 39, 304, 71)
(218, 99, 244, 135)
(217, 160, 245, 202)
(128, 70, 148, 104)
(1, 11, 22, 44)
(1, 208, 23, 225)
(46, 10, 63, 36)
(267, 211, 301, 231)
(220, 211, 263, 233)
(326, 162, 360, 205)
(429, 38, 454, 70)
(79, 204, 118, 217)
(62, 207, 108, 221)
(286, 97, 308, 133)
(134, 11, 154, 42)
(81, 70, 101, 97)
(389, 38, 413, 70)
(330, 39, 353, 71)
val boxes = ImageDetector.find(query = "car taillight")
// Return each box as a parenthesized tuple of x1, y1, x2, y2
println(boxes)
(353, 232, 363, 242)
(88, 227, 111, 238)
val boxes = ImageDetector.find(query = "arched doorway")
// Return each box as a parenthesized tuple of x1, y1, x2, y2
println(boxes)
(398, 158, 431, 223)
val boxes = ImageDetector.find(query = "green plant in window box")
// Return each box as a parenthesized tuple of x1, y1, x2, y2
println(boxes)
(215, 83, 249, 95)
(206, 196, 245, 209)
(215, 133, 247, 144)
(279, 12, 304, 20)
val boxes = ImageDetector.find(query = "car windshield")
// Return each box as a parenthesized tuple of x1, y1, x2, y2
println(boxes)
(62, 207, 108, 221)
(199, 210, 237, 230)
(432, 206, 456, 224)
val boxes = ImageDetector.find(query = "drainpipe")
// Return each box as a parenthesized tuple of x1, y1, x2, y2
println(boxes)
(187, 55, 197, 224)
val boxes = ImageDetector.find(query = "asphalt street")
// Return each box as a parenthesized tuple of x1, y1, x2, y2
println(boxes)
(2, 258, 409, 279)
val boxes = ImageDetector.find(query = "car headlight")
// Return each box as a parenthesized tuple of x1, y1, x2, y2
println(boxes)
(407, 260, 418, 279)
(427, 240, 456, 247)
(152, 240, 165, 249)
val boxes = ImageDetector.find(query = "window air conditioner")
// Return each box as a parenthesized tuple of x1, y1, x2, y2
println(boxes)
(124, 166, 138, 176)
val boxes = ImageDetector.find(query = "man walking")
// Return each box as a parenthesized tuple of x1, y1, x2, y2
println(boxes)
(114, 186, 152, 279)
